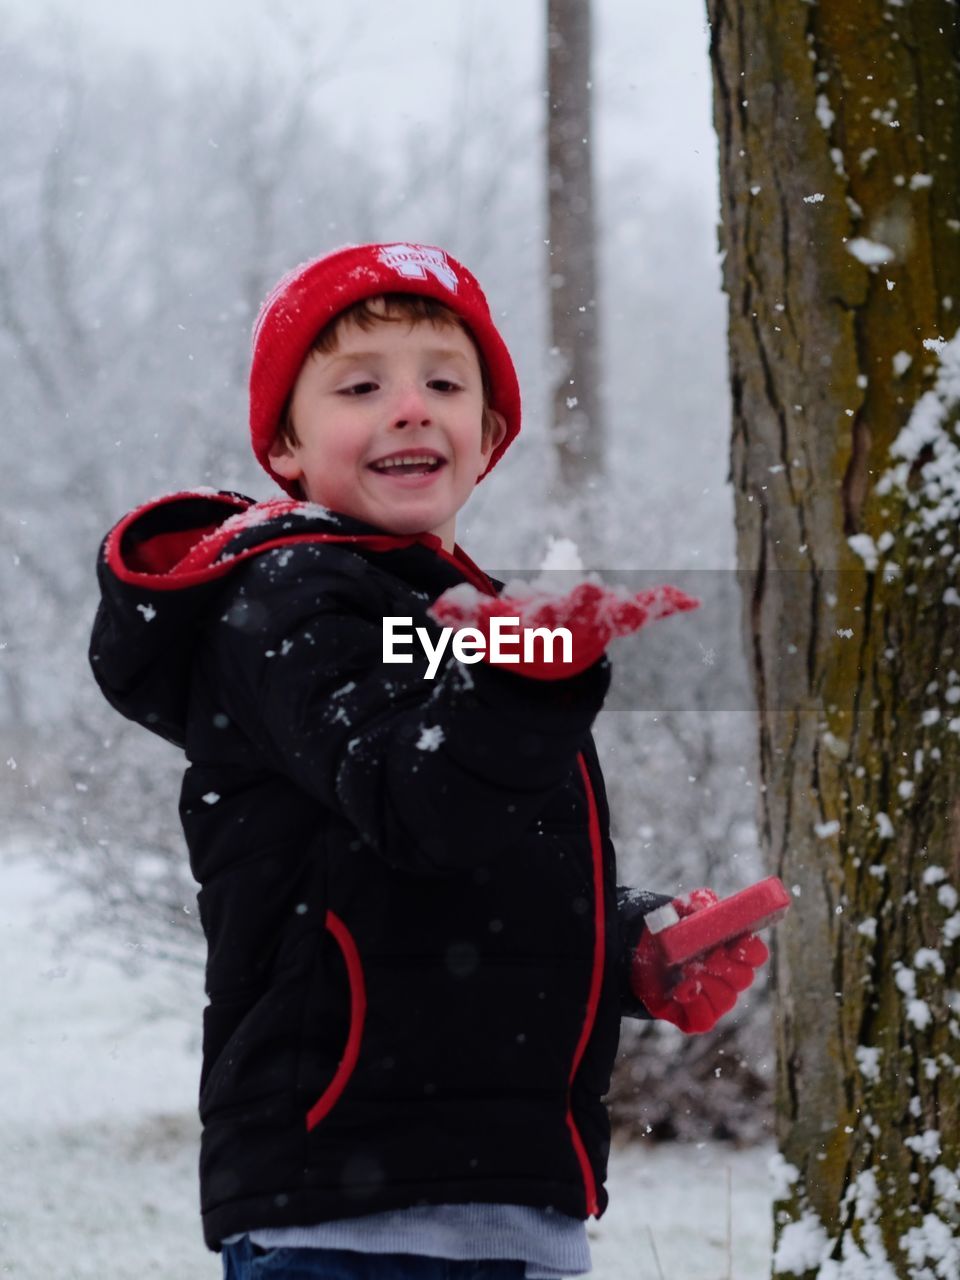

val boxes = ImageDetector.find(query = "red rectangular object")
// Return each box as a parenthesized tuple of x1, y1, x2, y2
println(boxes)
(651, 876, 791, 967)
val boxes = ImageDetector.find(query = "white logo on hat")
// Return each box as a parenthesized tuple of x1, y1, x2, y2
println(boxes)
(378, 244, 458, 292)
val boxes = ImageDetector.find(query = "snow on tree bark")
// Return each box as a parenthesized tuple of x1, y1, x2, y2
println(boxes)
(706, 0, 960, 1274)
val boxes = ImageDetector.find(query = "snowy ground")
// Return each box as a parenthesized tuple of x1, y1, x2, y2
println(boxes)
(1, 844, 774, 1279)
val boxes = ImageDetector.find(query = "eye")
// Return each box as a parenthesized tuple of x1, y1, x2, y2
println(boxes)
(427, 379, 461, 393)
(339, 381, 378, 396)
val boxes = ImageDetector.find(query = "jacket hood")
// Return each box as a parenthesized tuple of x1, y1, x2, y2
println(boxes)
(89, 489, 495, 748)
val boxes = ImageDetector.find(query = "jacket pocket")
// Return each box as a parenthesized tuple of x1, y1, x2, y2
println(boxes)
(300, 910, 367, 1131)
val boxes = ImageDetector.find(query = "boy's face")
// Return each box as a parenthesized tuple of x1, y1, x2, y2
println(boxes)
(268, 306, 507, 551)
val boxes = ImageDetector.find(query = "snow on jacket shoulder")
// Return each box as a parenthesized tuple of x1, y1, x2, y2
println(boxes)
(88, 489, 670, 1251)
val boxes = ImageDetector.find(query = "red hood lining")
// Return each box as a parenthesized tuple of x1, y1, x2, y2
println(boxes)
(125, 524, 224, 576)
(105, 492, 497, 597)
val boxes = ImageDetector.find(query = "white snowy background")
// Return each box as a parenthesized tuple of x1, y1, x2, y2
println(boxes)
(1, 1, 779, 1275)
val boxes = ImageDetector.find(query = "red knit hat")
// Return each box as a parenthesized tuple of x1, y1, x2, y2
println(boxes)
(249, 242, 521, 496)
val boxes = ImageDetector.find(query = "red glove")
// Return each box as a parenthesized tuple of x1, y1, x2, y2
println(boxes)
(428, 580, 699, 680)
(630, 888, 769, 1034)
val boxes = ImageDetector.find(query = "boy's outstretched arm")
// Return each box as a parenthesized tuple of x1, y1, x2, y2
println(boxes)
(202, 547, 611, 876)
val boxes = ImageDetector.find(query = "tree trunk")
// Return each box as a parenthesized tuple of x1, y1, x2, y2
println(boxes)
(545, 0, 603, 554)
(706, 1, 960, 1274)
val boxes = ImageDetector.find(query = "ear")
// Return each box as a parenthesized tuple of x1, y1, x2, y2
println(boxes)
(267, 434, 303, 482)
(479, 410, 508, 472)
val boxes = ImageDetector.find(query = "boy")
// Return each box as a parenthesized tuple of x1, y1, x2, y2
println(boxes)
(89, 242, 768, 1279)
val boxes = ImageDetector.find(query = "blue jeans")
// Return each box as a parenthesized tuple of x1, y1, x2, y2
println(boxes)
(221, 1237, 529, 1280)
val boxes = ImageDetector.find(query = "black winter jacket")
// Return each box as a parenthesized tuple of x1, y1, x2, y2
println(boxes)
(88, 490, 670, 1251)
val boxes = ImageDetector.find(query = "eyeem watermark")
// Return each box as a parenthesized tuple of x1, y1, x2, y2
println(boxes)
(383, 616, 572, 680)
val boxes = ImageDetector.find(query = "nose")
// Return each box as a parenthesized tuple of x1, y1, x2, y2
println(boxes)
(389, 382, 431, 429)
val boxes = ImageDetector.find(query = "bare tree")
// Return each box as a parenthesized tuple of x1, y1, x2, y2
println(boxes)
(707, 0, 960, 1273)
(545, 0, 602, 558)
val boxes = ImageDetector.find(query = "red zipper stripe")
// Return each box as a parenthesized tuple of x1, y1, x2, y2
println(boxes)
(565, 752, 605, 1217)
(305, 910, 367, 1132)
(437, 536, 605, 1214)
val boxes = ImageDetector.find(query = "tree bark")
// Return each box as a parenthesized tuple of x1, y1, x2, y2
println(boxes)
(546, 0, 603, 551)
(706, 1, 960, 1274)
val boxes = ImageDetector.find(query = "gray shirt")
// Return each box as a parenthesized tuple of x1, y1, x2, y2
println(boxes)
(223, 1203, 592, 1278)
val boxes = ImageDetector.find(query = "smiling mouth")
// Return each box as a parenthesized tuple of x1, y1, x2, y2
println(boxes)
(369, 456, 447, 477)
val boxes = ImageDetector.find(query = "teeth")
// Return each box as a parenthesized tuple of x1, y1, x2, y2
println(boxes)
(372, 455, 441, 470)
